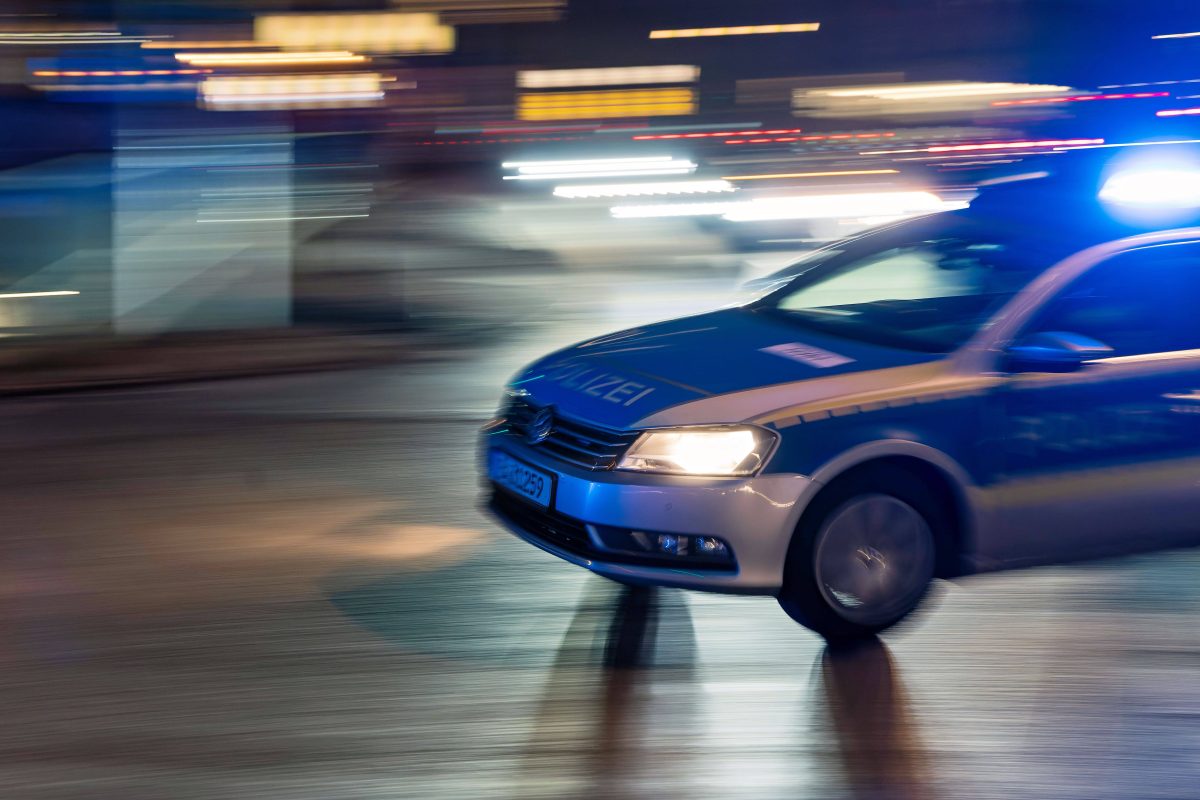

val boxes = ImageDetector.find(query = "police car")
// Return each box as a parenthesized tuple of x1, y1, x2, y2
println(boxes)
(482, 153, 1200, 639)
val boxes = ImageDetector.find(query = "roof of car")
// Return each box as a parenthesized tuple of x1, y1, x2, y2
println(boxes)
(962, 146, 1200, 244)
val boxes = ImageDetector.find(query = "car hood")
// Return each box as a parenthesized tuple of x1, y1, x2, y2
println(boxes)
(511, 307, 944, 429)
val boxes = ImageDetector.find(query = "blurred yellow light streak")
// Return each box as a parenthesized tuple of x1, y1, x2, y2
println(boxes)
(255, 12, 455, 55)
(649, 23, 819, 39)
(395, 0, 561, 8)
(142, 41, 266, 50)
(722, 169, 899, 181)
(395, 0, 563, 22)
(517, 87, 696, 120)
(177, 51, 367, 66)
(35, 69, 209, 77)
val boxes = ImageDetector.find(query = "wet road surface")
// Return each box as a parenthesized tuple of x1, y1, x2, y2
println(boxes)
(3, 273, 1200, 799)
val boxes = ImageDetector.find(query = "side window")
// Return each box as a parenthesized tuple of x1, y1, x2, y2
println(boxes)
(1026, 245, 1200, 358)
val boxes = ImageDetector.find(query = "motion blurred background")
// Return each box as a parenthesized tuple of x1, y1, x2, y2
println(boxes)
(3, 0, 1200, 350)
(4, 2, 1200, 799)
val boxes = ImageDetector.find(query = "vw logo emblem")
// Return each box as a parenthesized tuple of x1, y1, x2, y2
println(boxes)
(527, 407, 554, 445)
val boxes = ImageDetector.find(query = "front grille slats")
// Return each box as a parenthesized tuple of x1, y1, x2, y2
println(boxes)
(503, 395, 638, 470)
(540, 436, 615, 458)
(554, 417, 631, 443)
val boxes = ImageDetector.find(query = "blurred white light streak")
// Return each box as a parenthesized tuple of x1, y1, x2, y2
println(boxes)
(0, 31, 115, 37)
(610, 201, 744, 218)
(978, 171, 1050, 186)
(513, 162, 691, 174)
(816, 81, 1070, 100)
(200, 73, 385, 110)
(518, 65, 698, 88)
(119, 142, 288, 150)
(905, 158, 1018, 166)
(723, 191, 958, 222)
(0, 31, 162, 44)
(503, 156, 676, 168)
(553, 179, 733, 198)
(723, 169, 898, 181)
(1056, 139, 1200, 151)
(1099, 79, 1200, 88)
(0, 290, 79, 299)
(507, 167, 694, 180)
(861, 138, 1103, 155)
(504, 157, 697, 180)
(1152, 31, 1200, 39)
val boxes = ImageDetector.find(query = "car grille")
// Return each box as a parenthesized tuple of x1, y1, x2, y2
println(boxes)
(489, 489, 593, 558)
(504, 395, 640, 470)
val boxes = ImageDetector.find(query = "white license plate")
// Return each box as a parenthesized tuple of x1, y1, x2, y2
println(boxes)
(489, 450, 555, 508)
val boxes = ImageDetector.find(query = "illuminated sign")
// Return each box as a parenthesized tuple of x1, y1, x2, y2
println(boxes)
(518, 65, 698, 89)
(200, 73, 385, 110)
(517, 88, 696, 120)
(255, 12, 454, 55)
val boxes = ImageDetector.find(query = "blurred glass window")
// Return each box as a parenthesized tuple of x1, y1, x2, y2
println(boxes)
(1026, 244, 1200, 358)
(763, 216, 1058, 352)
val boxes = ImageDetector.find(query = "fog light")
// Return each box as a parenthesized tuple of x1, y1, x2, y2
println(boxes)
(591, 525, 733, 567)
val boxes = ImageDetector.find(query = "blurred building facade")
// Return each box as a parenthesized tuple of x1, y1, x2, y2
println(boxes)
(1, 0, 1198, 338)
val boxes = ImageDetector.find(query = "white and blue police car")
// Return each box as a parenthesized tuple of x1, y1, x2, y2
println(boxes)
(483, 155, 1200, 639)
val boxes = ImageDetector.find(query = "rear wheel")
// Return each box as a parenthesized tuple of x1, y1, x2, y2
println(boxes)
(779, 466, 942, 639)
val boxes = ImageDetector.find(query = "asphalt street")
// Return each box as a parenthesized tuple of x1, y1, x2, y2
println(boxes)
(3, 272, 1200, 800)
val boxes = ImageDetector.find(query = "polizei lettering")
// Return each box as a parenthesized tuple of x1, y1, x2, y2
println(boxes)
(544, 363, 656, 407)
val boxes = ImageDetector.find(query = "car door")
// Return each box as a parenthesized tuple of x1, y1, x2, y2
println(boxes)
(989, 242, 1200, 565)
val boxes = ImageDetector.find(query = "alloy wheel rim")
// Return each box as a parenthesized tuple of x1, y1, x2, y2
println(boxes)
(814, 493, 935, 627)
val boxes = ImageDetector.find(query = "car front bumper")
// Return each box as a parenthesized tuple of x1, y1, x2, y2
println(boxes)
(482, 435, 813, 593)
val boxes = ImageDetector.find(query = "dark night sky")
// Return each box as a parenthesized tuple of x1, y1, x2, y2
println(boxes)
(45, 0, 1200, 86)
(457, 0, 1200, 87)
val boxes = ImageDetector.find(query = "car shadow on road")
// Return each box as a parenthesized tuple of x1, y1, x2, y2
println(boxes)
(510, 579, 697, 800)
(512, 580, 936, 800)
(812, 637, 937, 800)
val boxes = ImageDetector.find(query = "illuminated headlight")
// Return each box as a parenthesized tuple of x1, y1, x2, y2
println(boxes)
(617, 426, 777, 477)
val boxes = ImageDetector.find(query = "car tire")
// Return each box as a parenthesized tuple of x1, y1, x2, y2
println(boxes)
(778, 464, 943, 640)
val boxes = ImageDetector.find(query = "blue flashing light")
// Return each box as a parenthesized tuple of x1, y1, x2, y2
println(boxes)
(1099, 169, 1200, 208)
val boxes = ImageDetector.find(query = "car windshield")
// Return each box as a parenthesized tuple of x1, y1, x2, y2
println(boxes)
(758, 215, 1073, 353)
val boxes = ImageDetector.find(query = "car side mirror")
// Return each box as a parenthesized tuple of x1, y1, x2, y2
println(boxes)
(1003, 331, 1114, 374)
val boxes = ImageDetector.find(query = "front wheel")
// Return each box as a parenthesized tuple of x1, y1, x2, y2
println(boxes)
(779, 468, 941, 640)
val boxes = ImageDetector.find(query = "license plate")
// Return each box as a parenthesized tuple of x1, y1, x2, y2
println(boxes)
(489, 450, 555, 508)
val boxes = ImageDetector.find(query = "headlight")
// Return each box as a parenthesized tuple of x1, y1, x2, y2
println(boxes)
(617, 425, 777, 477)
